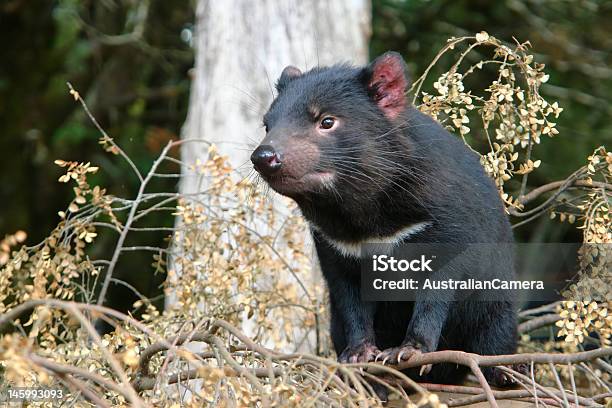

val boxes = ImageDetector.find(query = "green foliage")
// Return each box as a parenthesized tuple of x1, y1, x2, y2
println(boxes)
(53, 122, 96, 145)
(372, 0, 611, 183)
(0, 0, 194, 312)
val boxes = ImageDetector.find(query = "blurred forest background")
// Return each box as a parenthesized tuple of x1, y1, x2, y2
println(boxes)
(0, 0, 610, 313)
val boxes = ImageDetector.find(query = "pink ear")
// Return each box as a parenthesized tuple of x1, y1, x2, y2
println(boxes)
(366, 52, 408, 119)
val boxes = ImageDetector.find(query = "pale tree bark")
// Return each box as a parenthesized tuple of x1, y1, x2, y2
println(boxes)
(171, 0, 371, 351)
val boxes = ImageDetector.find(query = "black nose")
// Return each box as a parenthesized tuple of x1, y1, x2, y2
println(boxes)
(251, 145, 282, 176)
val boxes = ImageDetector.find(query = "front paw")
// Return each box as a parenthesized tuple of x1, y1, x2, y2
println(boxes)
(338, 342, 381, 363)
(486, 363, 529, 387)
(375, 342, 432, 375)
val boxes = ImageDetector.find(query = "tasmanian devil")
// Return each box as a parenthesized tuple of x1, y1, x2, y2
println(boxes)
(250, 52, 519, 386)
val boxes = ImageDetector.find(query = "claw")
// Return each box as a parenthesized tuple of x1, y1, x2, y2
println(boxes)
(397, 350, 405, 363)
(419, 364, 432, 376)
(382, 356, 389, 366)
(338, 342, 380, 364)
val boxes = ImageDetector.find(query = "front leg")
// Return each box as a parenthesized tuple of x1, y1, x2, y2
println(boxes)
(329, 277, 379, 363)
(313, 233, 379, 363)
(377, 300, 449, 371)
(377, 253, 458, 369)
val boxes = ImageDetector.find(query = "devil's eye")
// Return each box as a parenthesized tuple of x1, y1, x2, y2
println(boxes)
(320, 117, 335, 130)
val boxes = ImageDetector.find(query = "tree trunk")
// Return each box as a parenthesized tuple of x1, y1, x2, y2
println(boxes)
(171, 0, 371, 351)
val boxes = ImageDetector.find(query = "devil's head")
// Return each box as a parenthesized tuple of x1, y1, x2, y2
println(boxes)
(251, 52, 411, 201)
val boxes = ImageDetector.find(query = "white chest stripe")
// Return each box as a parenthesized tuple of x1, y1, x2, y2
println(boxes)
(320, 222, 431, 258)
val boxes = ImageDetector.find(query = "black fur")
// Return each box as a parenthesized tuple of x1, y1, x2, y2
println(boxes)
(255, 52, 518, 386)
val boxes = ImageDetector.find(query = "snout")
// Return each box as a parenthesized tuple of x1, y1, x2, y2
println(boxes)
(251, 145, 282, 176)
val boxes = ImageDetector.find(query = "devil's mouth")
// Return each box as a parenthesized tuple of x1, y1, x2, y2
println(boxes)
(263, 171, 335, 194)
